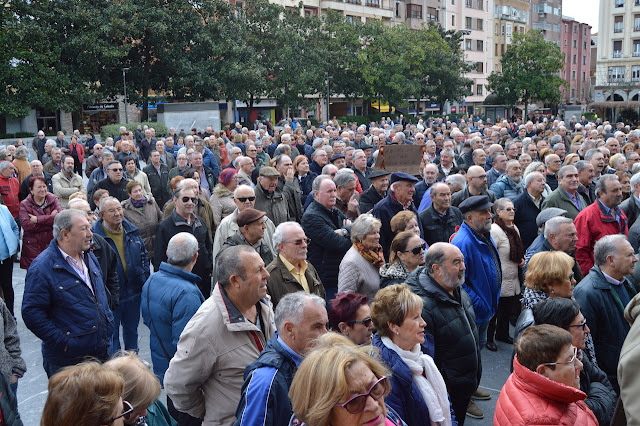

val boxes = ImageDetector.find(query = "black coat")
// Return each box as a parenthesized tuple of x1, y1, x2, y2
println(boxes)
(580, 355, 617, 425)
(512, 190, 543, 250)
(621, 195, 640, 228)
(372, 192, 423, 261)
(90, 234, 120, 311)
(359, 186, 385, 214)
(143, 163, 172, 208)
(92, 177, 130, 209)
(298, 172, 317, 206)
(419, 205, 463, 246)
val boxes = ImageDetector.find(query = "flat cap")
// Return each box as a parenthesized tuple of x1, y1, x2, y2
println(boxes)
(369, 170, 392, 180)
(236, 208, 266, 227)
(330, 154, 345, 163)
(258, 166, 280, 177)
(390, 172, 419, 185)
(360, 144, 374, 150)
(459, 195, 494, 214)
(536, 207, 568, 228)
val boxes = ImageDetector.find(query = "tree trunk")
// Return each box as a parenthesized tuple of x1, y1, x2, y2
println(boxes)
(247, 94, 254, 125)
(142, 85, 149, 122)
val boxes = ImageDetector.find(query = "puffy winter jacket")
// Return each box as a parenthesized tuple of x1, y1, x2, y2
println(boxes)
(489, 174, 523, 200)
(494, 355, 598, 426)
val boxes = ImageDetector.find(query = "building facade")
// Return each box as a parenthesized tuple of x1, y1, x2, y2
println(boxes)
(493, 0, 529, 73)
(528, 0, 562, 45)
(561, 16, 592, 105)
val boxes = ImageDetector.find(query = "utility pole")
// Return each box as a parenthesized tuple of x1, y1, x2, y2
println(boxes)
(122, 68, 130, 124)
(326, 76, 333, 122)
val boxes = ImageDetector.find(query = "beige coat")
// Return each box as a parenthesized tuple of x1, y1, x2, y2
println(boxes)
(619, 293, 640, 424)
(209, 184, 236, 226)
(51, 171, 86, 208)
(164, 283, 276, 425)
(490, 223, 521, 297)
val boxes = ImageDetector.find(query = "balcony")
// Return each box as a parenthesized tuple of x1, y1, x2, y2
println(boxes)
(613, 50, 623, 57)
(634, 50, 640, 56)
(614, 23, 623, 32)
(636, 24, 640, 31)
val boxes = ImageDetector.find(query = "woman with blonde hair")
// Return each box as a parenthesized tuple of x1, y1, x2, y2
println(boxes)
(288, 333, 407, 426)
(379, 231, 425, 288)
(390, 211, 420, 236)
(563, 153, 580, 167)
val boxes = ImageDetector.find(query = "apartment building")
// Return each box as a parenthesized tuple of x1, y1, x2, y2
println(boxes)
(492, 0, 529, 73)
(528, 0, 562, 45)
(561, 16, 592, 105)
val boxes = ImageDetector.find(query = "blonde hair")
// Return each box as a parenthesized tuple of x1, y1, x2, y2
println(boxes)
(289, 333, 389, 426)
(370, 284, 423, 338)
(103, 352, 161, 413)
(390, 211, 417, 234)
(525, 251, 574, 292)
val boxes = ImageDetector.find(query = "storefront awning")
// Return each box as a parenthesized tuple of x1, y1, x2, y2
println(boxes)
(589, 101, 640, 109)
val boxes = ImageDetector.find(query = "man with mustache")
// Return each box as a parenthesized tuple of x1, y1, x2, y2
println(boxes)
(575, 174, 628, 276)
(406, 242, 481, 425)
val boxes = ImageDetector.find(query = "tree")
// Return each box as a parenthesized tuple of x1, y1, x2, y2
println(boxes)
(488, 30, 566, 117)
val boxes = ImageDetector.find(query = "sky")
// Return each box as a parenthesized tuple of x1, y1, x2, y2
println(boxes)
(562, 0, 600, 33)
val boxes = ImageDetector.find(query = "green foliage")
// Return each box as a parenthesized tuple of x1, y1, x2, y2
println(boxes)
(583, 111, 597, 122)
(488, 31, 566, 117)
(101, 122, 167, 139)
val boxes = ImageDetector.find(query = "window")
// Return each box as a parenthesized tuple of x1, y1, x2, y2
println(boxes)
(636, 15, 640, 31)
(501, 24, 505, 35)
(572, 70, 576, 80)
(634, 40, 640, 56)
(584, 27, 587, 35)
(466, 17, 473, 29)
(565, 23, 568, 32)
(495, 43, 499, 55)
(615, 16, 624, 33)
(573, 54, 577, 64)
(573, 26, 577, 33)
(571, 88, 576, 98)
(495, 23, 499, 35)
(465, 39, 472, 50)
(501, 44, 505, 54)
(583, 71, 586, 80)
(477, 19, 483, 30)
(573, 40, 577, 48)
(564, 39, 568, 46)
(396, 2, 400, 17)
(506, 25, 512, 35)
(465, 0, 472, 6)
(452, 0, 454, 4)
(616, 0, 624, 7)
(477, 0, 483, 9)
(346, 15, 358, 23)
(477, 40, 483, 51)
(427, 7, 438, 21)
(583, 56, 586, 65)
(614, 40, 623, 57)
(609, 66, 625, 82)
(476, 62, 484, 72)
(406, 4, 422, 18)
(452, 15, 455, 26)
(584, 41, 587, 49)
(633, 65, 640, 81)
(476, 84, 483, 95)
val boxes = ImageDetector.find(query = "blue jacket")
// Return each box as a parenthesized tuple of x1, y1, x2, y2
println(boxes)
(298, 172, 317, 206)
(22, 240, 114, 366)
(0, 205, 18, 261)
(372, 192, 424, 261)
(489, 174, 523, 200)
(141, 262, 204, 384)
(202, 147, 220, 177)
(450, 222, 501, 323)
(372, 334, 457, 426)
(234, 334, 301, 426)
(92, 219, 150, 299)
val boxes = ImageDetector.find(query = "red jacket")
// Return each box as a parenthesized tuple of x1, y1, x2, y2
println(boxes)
(574, 199, 628, 276)
(19, 193, 62, 269)
(494, 355, 598, 426)
(0, 175, 20, 218)
(69, 141, 85, 163)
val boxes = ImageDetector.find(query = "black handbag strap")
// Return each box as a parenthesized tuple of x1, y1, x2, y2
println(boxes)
(146, 281, 172, 363)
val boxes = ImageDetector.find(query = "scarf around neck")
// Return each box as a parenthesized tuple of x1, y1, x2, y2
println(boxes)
(354, 242, 385, 268)
(130, 196, 147, 208)
(494, 216, 524, 264)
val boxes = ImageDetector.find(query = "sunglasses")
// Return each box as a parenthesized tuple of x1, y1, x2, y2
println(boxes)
(107, 400, 133, 424)
(109, 168, 123, 172)
(181, 196, 198, 203)
(236, 196, 256, 202)
(284, 237, 311, 246)
(563, 319, 587, 331)
(340, 376, 390, 414)
(401, 243, 427, 255)
(347, 317, 372, 327)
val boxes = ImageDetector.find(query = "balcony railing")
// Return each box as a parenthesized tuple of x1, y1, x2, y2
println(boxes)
(613, 50, 623, 57)
(365, 0, 380, 6)
(614, 24, 623, 32)
(635, 24, 640, 31)
(634, 50, 640, 56)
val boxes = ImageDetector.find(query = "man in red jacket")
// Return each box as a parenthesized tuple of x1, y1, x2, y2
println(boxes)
(0, 161, 20, 220)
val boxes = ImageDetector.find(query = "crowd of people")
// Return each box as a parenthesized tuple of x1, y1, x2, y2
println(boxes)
(0, 115, 639, 425)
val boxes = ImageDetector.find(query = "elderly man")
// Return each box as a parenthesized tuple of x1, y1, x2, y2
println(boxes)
(143, 150, 171, 208)
(576, 160, 596, 205)
(84, 143, 103, 178)
(91, 160, 130, 207)
(490, 159, 523, 200)
(486, 153, 507, 188)
(217, 208, 275, 269)
(544, 154, 562, 191)
(415, 163, 439, 208)
(87, 151, 114, 195)
(309, 149, 329, 175)
(575, 174, 628, 276)
(235, 156, 254, 187)
(359, 170, 391, 213)
(451, 165, 497, 208)
(52, 156, 86, 208)
(437, 148, 459, 181)
(234, 292, 327, 426)
(164, 245, 276, 425)
(0, 162, 19, 219)
(92, 197, 149, 353)
(302, 175, 352, 302)
(586, 148, 606, 183)
(22, 210, 114, 377)
(621, 172, 640, 227)
(44, 147, 64, 176)
(352, 149, 372, 190)
(223, 147, 243, 171)
(575, 235, 638, 394)
(512, 171, 546, 250)
(33, 130, 46, 160)
(266, 222, 324, 310)
(155, 186, 213, 298)
(168, 152, 191, 184)
(157, 140, 177, 169)
(254, 166, 291, 227)
(115, 140, 141, 170)
(407, 242, 481, 424)
(334, 171, 360, 220)
(190, 151, 217, 197)
(138, 129, 155, 162)
(472, 149, 488, 169)
(19, 159, 53, 201)
(542, 165, 588, 220)
(274, 155, 303, 223)
(373, 172, 424, 260)
(419, 183, 463, 246)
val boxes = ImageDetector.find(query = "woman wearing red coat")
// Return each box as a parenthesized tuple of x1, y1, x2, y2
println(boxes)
(495, 324, 598, 426)
(19, 176, 62, 269)
(68, 134, 85, 176)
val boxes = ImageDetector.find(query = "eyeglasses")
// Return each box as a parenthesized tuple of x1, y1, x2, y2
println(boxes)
(501, 207, 516, 212)
(401, 243, 427, 255)
(109, 168, 123, 172)
(284, 237, 311, 246)
(181, 196, 198, 204)
(107, 400, 134, 424)
(236, 196, 256, 203)
(347, 317, 372, 327)
(340, 376, 390, 414)
(562, 320, 587, 331)
(541, 346, 583, 368)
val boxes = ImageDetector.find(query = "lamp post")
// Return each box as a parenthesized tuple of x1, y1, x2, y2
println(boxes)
(122, 68, 130, 124)
(326, 76, 333, 123)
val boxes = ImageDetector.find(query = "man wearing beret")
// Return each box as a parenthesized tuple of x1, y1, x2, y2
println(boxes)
(372, 172, 424, 261)
(217, 208, 275, 270)
(359, 170, 391, 213)
(254, 166, 291, 228)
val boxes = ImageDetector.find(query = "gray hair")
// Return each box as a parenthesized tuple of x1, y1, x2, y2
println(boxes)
(574, 160, 589, 172)
(98, 196, 120, 213)
(53, 209, 87, 241)
(334, 171, 356, 188)
(274, 144, 291, 157)
(425, 243, 449, 275)
(272, 221, 304, 254)
(45, 139, 57, 148)
(445, 174, 466, 191)
(549, 134, 563, 145)
(558, 165, 577, 180)
(494, 197, 513, 211)
(350, 213, 381, 244)
(594, 234, 629, 267)
(0, 161, 12, 173)
(14, 146, 28, 159)
(523, 161, 544, 178)
(630, 171, 640, 188)
(167, 233, 199, 266)
(524, 171, 544, 187)
(312, 138, 325, 149)
(544, 216, 574, 239)
(440, 148, 455, 158)
(584, 148, 602, 161)
(595, 174, 619, 197)
(312, 174, 333, 192)
(274, 291, 326, 332)
(216, 245, 256, 289)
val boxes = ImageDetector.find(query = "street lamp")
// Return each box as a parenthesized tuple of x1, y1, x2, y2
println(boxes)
(326, 76, 333, 122)
(122, 67, 130, 124)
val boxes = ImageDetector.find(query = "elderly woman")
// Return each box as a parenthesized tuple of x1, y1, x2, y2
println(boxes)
(294, 154, 317, 205)
(338, 214, 383, 300)
(288, 332, 407, 426)
(121, 180, 163, 261)
(124, 157, 152, 199)
(371, 284, 456, 426)
(12, 146, 30, 184)
(611, 153, 629, 174)
(41, 361, 129, 426)
(19, 176, 62, 270)
(519, 153, 532, 171)
(531, 299, 616, 425)
(488, 198, 523, 348)
(379, 231, 426, 288)
(495, 325, 598, 425)
(210, 168, 238, 226)
(390, 211, 420, 236)
(329, 293, 375, 346)
(616, 170, 631, 201)
(68, 134, 84, 176)
(563, 153, 580, 167)
(104, 353, 175, 426)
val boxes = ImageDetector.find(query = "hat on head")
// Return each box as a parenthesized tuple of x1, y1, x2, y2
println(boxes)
(458, 195, 494, 214)
(236, 208, 266, 227)
(330, 154, 345, 163)
(360, 144, 373, 150)
(258, 166, 280, 178)
(369, 170, 392, 180)
(390, 172, 419, 185)
(536, 207, 568, 228)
